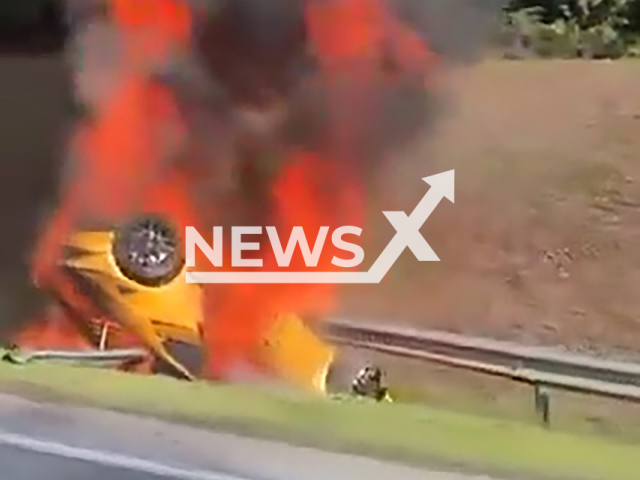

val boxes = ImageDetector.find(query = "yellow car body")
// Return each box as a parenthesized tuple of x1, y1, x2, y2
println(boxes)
(59, 225, 336, 393)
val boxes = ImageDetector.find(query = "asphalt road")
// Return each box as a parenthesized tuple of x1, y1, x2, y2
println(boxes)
(0, 393, 499, 480)
(0, 430, 248, 480)
(1, 443, 173, 480)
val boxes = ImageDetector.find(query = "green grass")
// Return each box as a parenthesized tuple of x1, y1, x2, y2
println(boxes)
(0, 361, 638, 480)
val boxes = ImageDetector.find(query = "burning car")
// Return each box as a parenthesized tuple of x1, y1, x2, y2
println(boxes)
(11, 0, 435, 402)
(26, 212, 341, 390)
(19, 212, 391, 400)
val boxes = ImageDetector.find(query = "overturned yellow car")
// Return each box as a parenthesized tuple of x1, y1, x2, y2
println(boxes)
(29, 214, 390, 400)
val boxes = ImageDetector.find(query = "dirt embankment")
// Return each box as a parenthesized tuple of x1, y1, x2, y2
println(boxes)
(343, 59, 640, 356)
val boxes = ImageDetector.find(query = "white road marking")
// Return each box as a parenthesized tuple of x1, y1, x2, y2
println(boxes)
(0, 430, 251, 480)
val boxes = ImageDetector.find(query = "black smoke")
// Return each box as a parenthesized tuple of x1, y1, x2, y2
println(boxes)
(0, 0, 508, 339)
(188, 0, 507, 189)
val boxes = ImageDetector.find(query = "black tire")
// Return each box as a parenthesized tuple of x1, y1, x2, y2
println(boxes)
(112, 215, 185, 287)
(152, 340, 205, 379)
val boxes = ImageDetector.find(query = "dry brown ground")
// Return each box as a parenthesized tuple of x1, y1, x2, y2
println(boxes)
(338, 59, 640, 441)
(342, 59, 640, 356)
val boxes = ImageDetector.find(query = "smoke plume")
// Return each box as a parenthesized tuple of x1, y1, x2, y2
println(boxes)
(4, 0, 507, 376)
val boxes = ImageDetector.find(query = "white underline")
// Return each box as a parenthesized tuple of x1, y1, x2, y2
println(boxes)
(0, 430, 251, 480)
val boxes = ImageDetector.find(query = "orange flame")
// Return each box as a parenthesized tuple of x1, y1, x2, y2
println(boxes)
(202, 0, 436, 377)
(20, 0, 194, 352)
(111, 0, 191, 62)
(202, 150, 366, 377)
(22, 0, 437, 381)
(12, 306, 91, 350)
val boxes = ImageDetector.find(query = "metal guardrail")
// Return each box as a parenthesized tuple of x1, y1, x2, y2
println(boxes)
(325, 318, 640, 386)
(325, 318, 640, 425)
(6, 318, 640, 425)
(1, 348, 147, 367)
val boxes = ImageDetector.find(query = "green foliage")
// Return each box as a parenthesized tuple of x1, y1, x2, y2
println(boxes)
(504, 0, 640, 57)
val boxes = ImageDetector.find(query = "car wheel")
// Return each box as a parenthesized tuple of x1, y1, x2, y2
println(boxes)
(112, 215, 185, 287)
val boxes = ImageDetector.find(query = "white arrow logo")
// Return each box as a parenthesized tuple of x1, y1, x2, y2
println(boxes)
(186, 170, 454, 284)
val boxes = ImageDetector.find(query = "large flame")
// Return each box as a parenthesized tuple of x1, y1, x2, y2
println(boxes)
(12, 305, 91, 350)
(18, 0, 437, 380)
(203, 0, 436, 378)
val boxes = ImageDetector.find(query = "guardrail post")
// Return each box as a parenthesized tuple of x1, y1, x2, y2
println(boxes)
(99, 323, 110, 351)
(534, 383, 550, 427)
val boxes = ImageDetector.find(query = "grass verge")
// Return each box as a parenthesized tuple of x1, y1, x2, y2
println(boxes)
(0, 361, 638, 480)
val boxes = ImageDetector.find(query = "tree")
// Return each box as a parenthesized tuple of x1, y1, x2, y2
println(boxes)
(504, 0, 640, 57)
